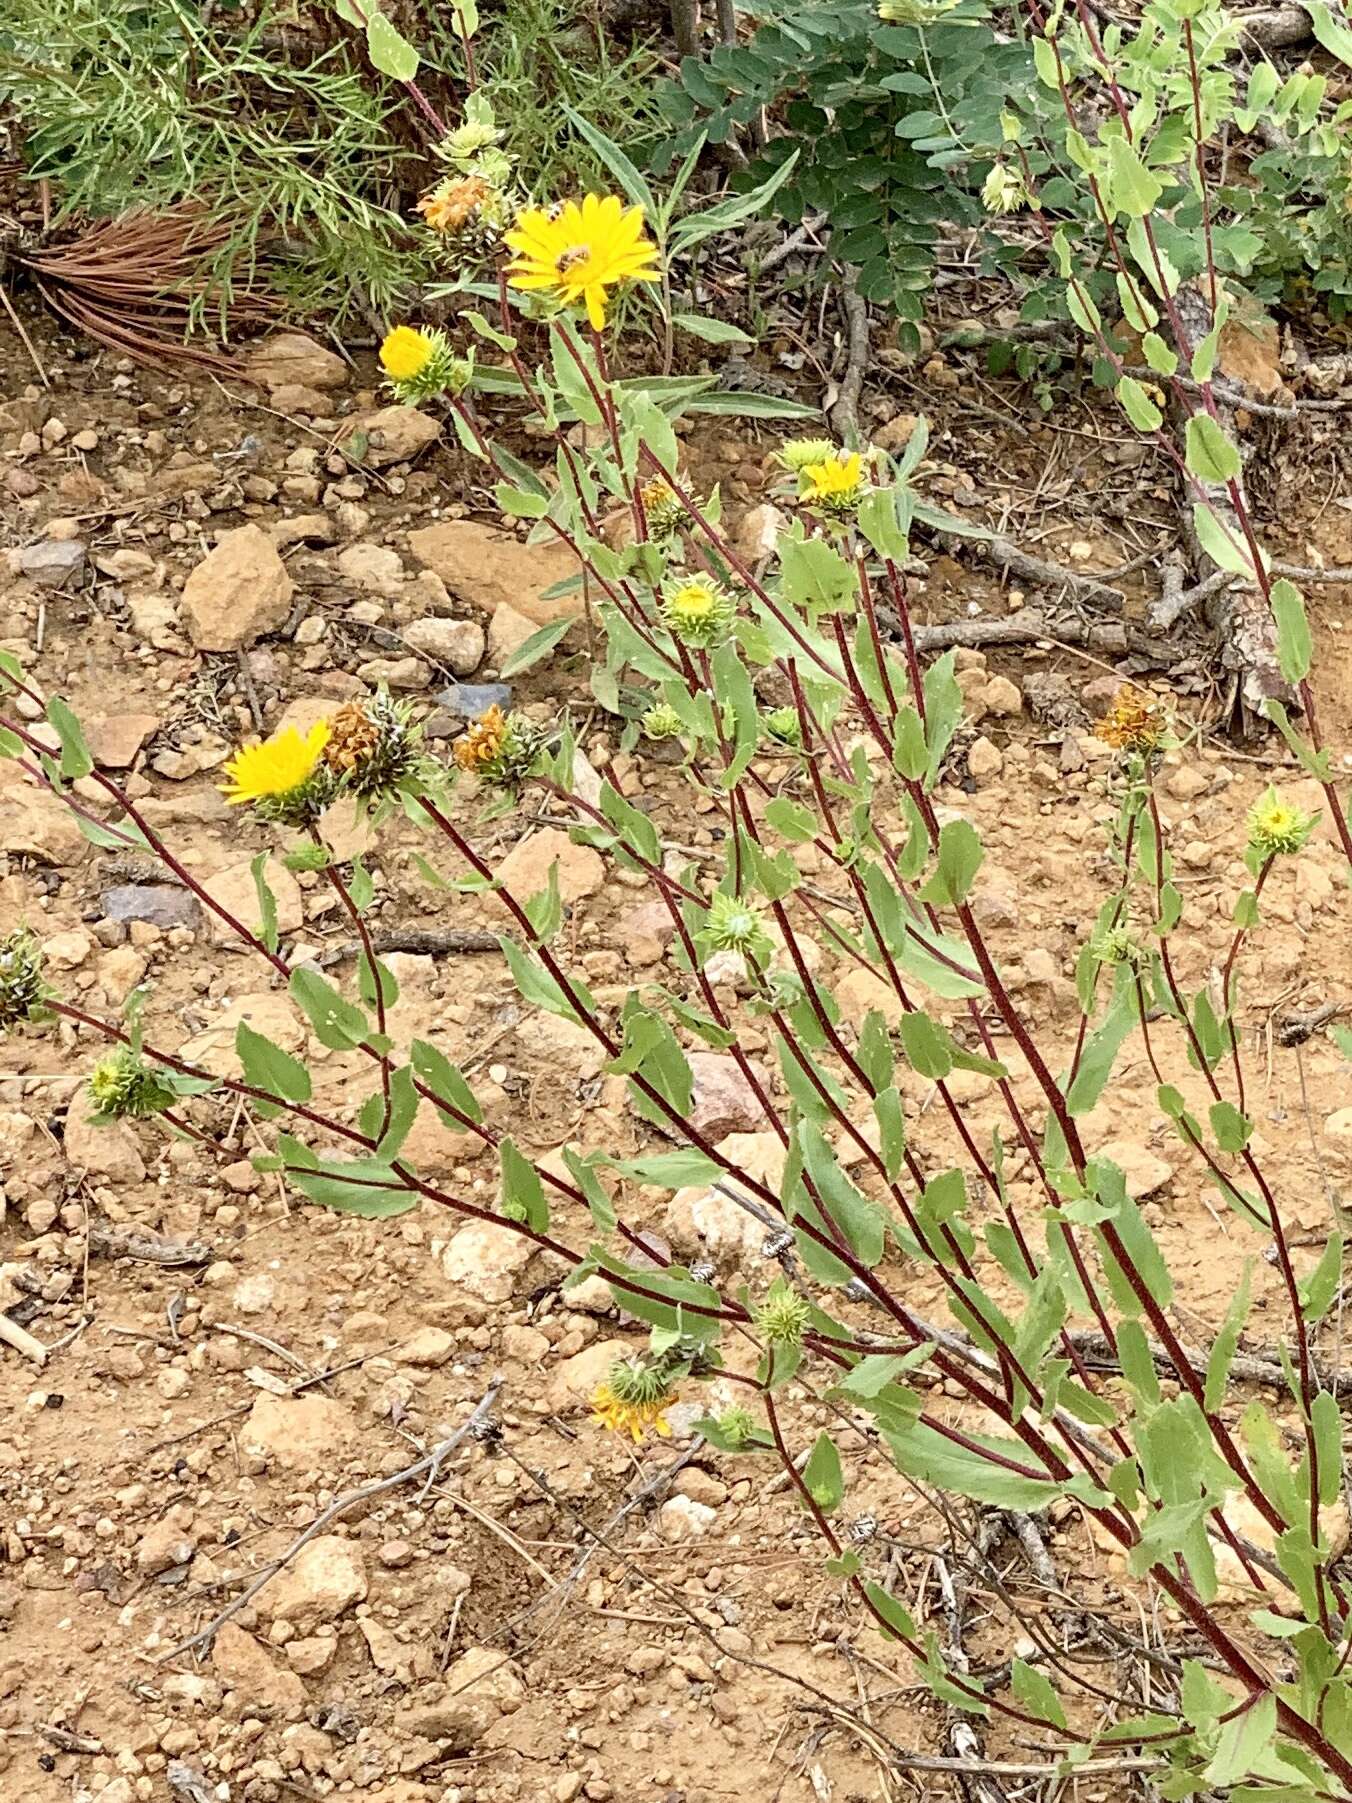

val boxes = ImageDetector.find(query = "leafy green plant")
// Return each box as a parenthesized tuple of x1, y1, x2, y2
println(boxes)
(656, 0, 1037, 347)
(0, 0, 428, 323)
(9, 138, 1352, 1788)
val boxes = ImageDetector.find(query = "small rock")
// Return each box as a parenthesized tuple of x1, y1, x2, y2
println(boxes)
(1324, 1109, 1352, 1140)
(493, 827, 604, 907)
(687, 1054, 769, 1140)
(43, 928, 94, 970)
(102, 884, 201, 930)
(732, 503, 786, 563)
(231, 1273, 276, 1316)
(350, 406, 441, 468)
(182, 524, 294, 651)
(63, 1103, 144, 1183)
(403, 615, 486, 674)
(270, 383, 337, 416)
(0, 772, 90, 866)
(18, 539, 86, 588)
(136, 1511, 198, 1577)
(667, 1131, 785, 1265)
(85, 712, 159, 770)
(873, 412, 919, 454)
(397, 1327, 455, 1366)
(659, 1496, 716, 1541)
(245, 332, 349, 393)
(255, 1536, 367, 1630)
(356, 655, 429, 689)
(379, 1539, 414, 1569)
(981, 674, 1023, 715)
(441, 1220, 545, 1304)
(967, 735, 1003, 783)
(433, 681, 511, 721)
(241, 1393, 358, 1471)
(212, 1622, 307, 1714)
(1098, 1138, 1173, 1199)
(285, 1635, 337, 1676)
(337, 542, 406, 598)
(1165, 765, 1208, 802)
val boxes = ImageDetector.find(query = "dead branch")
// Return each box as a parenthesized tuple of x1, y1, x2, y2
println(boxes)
(828, 272, 870, 446)
(1234, 3, 1317, 48)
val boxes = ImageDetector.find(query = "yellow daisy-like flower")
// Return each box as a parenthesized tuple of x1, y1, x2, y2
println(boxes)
(1247, 787, 1317, 858)
(504, 194, 661, 331)
(800, 451, 866, 509)
(590, 1380, 677, 1442)
(221, 721, 330, 807)
(379, 326, 436, 385)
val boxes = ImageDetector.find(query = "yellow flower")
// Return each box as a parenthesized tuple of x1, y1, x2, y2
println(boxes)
(661, 577, 736, 648)
(222, 722, 330, 807)
(505, 194, 660, 331)
(379, 326, 435, 385)
(800, 451, 865, 508)
(1248, 787, 1317, 858)
(590, 1380, 677, 1442)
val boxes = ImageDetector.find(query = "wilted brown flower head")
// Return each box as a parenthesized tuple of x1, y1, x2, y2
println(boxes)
(1094, 686, 1164, 754)
(453, 705, 508, 774)
(419, 174, 493, 234)
(324, 700, 383, 777)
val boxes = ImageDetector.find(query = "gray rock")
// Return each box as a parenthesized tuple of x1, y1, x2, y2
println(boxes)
(102, 884, 201, 929)
(434, 682, 511, 719)
(19, 539, 86, 588)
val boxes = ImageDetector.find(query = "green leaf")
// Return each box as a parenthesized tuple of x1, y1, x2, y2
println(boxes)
(366, 10, 420, 80)
(410, 1037, 481, 1126)
(671, 313, 753, 346)
(1192, 503, 1257, 577)
(802, 1432, 844, 1513)
(1269, 579, 1312, 684)
(1142, 331, 1178, 376)
(1308, 0, 1352, 65)
(613, 1147, 722, 1188)
(887, 1419, 1083, 1511)
(1185, 414, 1241, 485)
(1299, 1233, 1344, 1322)
(499, 1136, 549, 1232)
(670, 151, 800, 255)
(235, 1021, 311, 1104)
(251, 851, 279, 956)
(1205, 1693, 1276, 1788)
(764, 795, 818, 844)
(562, 105, 656, 218)
(1106, 136, 1163, 217)
(898, 1011, 953, 1081)
(494, 482, 548, 520)
(1210, 1100, 1252, 1154)
(289, 966, 372, 1051)
(278, 1133, 416, 1218)
(1066, 980, 1136, 1117)
(1010, 1658, 1067, 1730)
(1117, 376, 1162, 433)
(46, 696, 93, 780)
(918, 818, 983, 907)
(1204, 1264, 1252, 1411)
(498, 615, 575, 679)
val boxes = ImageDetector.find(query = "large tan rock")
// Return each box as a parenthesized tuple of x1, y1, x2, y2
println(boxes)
(350, 406, 440, 469)
(493, 827, 603, 907)
(177, 991, 306, 1080)
(63, 1100, 145, 1183)
(199, 854, 303, 949)
(0, 767, 89, 866)
(85, 712, 159, 770)
(245, 332, 349, 393)
(241, 1393, 359, 1472)
(182, 525, 294, 651)
(407, 520, 583, 625)
(256, 1535, 367, 1630)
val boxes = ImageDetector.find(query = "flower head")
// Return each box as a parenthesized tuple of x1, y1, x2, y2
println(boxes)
(0, 930, 48, 1031)
(799, 451, 866, 511)
(88, 1048, 174, 1122)
(452, 705, 542, 787)
(221, 721, 335, 825)
(661, 577, 736, 649)
(982, 162, 1031, 216)
(378, 325, 470, 404)
(776, 437, 839, 475)
(505, 194, 660, 331)
(763, 705, 803, 748)
(642, 701, 686, 741)
(325, 690, 430, 801)
(700, 890, 775, 966)
(1094, 686, 1165, 755)
(443, 118, 503, 164)
(1248, 787, 1317, 859)
(420, 174, 492, 234)
(755, 1282, 812, 1346)
(1089, 923, 1148, 970)
(591, 1359, 678, 1442)
(639, 479, 689, 541)
(714, 1405, 760, 1449)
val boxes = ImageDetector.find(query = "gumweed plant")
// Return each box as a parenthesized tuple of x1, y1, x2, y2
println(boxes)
(6, 48, 1352, 1782)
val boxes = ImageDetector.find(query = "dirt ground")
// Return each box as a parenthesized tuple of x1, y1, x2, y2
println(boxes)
(2, 299, 1352, 1803)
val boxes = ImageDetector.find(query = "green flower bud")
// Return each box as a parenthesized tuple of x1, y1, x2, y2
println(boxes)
(661, 578, 737, 649)
(88, 1048, 175, 1122)
(642, 701, 686, 741)
(700, 891, 775, 966)
(0, 930, 48, 1031)
(755, 1283, 812, 1346)
(1247, 787, 1317, 859)
(763, 706, 802, 748)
